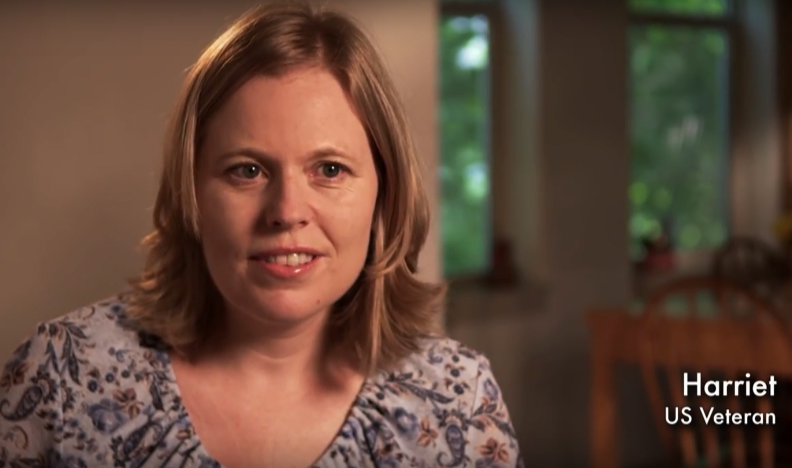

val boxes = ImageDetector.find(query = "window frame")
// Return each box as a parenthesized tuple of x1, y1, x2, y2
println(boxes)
(439, 0, 506, 284)
(627, 1, 738, 259)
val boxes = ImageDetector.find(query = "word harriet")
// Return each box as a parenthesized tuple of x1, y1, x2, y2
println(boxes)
(683, 372, 777, 397)
(666, 407, 776, 425)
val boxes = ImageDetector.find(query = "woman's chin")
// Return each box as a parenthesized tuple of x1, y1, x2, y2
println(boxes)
(243, 292, 332, 325)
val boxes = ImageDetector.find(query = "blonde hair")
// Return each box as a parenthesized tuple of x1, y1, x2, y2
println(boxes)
(126, 1, 446, 373)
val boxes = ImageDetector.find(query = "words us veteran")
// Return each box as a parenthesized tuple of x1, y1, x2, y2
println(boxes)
(665, 373, 777, 426)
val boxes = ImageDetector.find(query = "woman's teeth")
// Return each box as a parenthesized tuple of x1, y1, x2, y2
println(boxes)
(265, 253, 315, 266)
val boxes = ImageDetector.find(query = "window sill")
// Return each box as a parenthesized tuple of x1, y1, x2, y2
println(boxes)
(631, 249, 715, 300)
(443, 277, 548, 327)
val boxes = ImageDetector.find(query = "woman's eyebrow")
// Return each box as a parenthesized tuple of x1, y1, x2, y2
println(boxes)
(216, 144, 358, 164)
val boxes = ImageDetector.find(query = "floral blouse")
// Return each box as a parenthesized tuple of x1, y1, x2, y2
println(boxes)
(0, 296, 523, 468)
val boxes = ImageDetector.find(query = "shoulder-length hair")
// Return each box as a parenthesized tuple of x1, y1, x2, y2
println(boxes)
(125, 1, 446, 373)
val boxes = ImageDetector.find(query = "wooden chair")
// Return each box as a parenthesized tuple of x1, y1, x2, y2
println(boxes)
(637, 276, 792, 468)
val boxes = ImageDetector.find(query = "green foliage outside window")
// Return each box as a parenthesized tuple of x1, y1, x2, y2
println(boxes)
(629, 0, 730, 257)
(439, 15, 491, 277)
(629, 0, 728, 15)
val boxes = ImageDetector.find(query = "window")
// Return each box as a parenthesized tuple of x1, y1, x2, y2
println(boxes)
(628, 0, 732, 258)
(439, 3, 493, 278)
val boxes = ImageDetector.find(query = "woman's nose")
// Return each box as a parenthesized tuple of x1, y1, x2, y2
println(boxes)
(263, 173, 310, 229)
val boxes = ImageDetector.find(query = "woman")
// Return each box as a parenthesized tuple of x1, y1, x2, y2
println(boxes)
(0, 3, 523, 467)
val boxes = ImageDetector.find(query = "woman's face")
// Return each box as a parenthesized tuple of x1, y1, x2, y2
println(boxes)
(196, 67, 378, 326)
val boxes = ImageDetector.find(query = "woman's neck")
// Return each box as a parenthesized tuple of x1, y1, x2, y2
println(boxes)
(192, 304, 359, 394)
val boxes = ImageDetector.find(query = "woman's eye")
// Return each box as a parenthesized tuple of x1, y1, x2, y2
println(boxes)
(231, 164, 261, 179)
(320, 163, 344, 179)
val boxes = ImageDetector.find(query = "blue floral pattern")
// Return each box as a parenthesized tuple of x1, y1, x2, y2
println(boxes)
(0, 297, 523, 467)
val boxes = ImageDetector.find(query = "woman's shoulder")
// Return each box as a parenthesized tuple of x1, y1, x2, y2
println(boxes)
(350, 337, 523, 467)
(395, 335, 494, 384)
(0, 297, 193, 467)
(3, 295, 152, 369)
(1, 295, 165, 403)
(368, 336, 501, 413)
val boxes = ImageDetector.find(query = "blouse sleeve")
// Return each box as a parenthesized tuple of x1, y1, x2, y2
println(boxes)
(0, 326, 63, 465)
(466, 354, 525, 468)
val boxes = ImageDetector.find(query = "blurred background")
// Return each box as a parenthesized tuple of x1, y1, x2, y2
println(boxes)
(1, 0, 791, 466)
